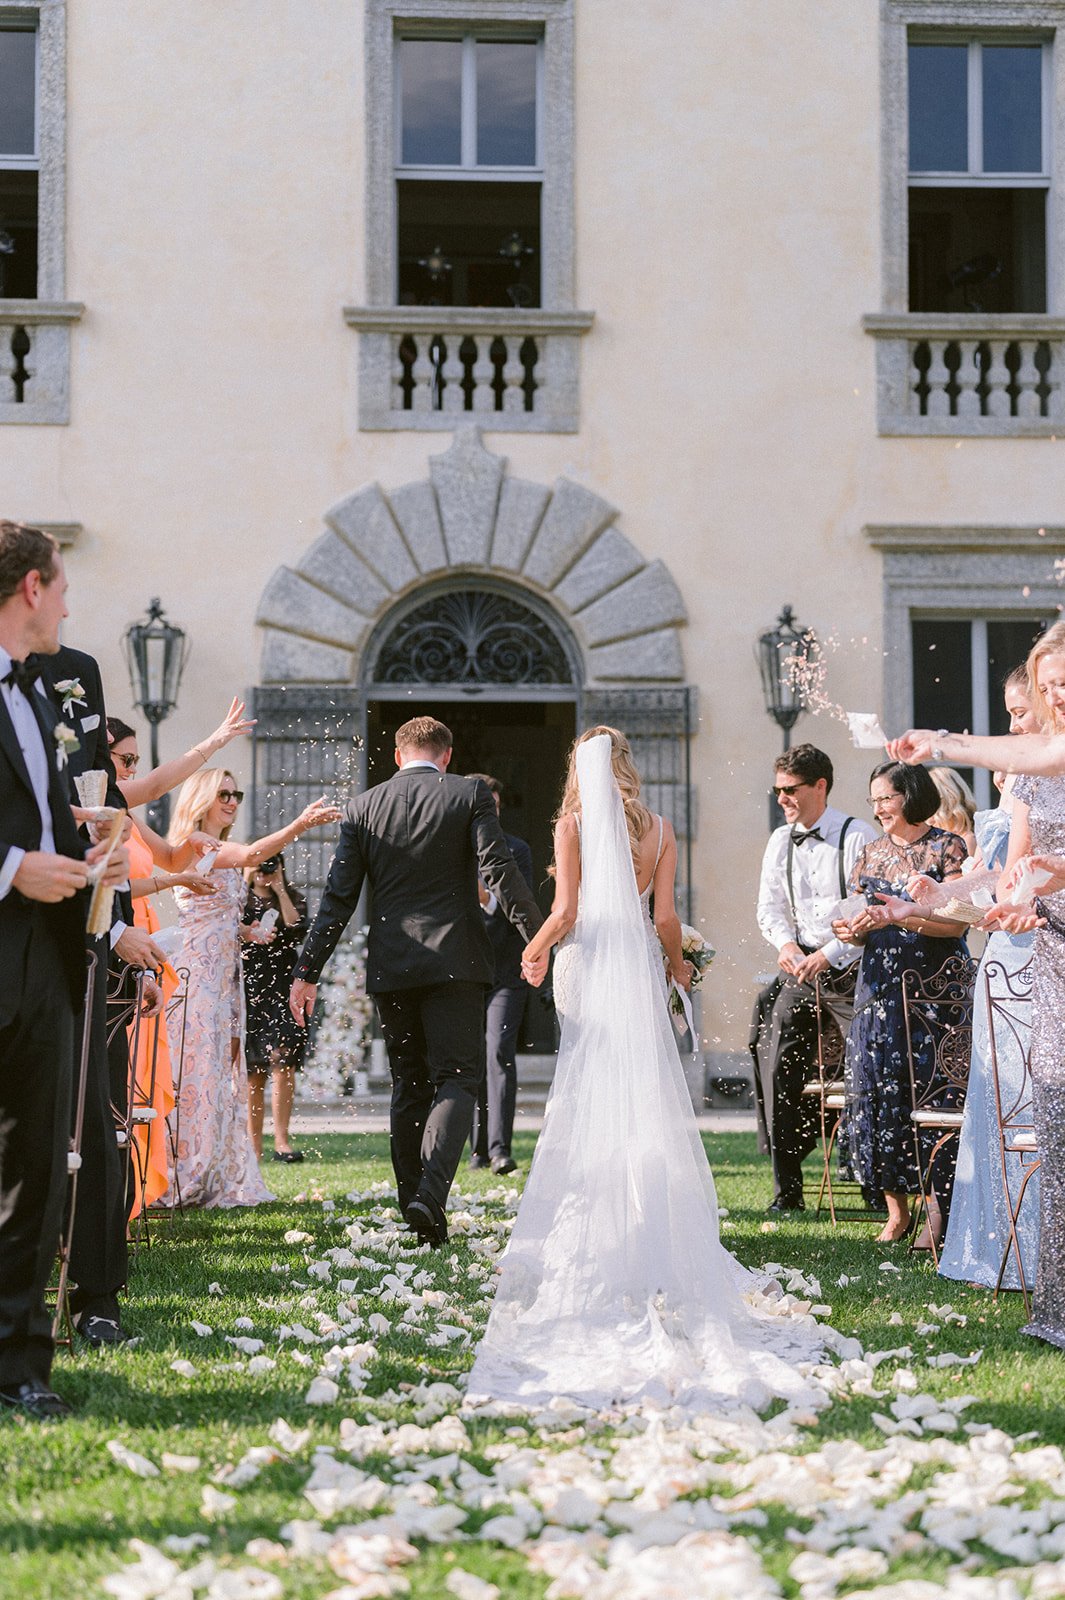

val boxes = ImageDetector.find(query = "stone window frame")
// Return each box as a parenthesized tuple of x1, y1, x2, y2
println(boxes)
(0, 0, 79, 424)
(879, 0, 1065, 315)
(364, 0, 575, 310)
(866, 525, 1065, 798)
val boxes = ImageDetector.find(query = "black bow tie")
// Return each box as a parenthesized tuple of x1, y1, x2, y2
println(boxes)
(791, 826, 823, 845)
(3, 655, 39, 695)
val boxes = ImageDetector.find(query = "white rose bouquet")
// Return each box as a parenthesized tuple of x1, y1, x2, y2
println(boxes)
(666, 924, 715, 1025)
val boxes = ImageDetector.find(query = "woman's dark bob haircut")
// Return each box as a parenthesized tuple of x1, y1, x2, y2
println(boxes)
(869, 761, 941, 826)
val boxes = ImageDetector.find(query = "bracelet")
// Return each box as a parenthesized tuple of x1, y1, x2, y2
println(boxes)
(931, 728, 949, 762)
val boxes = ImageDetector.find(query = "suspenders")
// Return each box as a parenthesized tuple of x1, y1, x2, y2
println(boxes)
(785, 816, 854, 946)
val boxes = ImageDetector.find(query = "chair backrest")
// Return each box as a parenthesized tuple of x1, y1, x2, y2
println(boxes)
(813, 979, 846, 1078)
(983, 955, 1034, 1131)
(901, 952, 977, 1115)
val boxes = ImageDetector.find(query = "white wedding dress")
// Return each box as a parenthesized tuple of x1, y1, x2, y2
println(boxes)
(466, 734, 826, 1414)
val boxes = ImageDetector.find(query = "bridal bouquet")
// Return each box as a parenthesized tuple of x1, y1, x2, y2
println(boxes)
(666, 924, 715, 1024)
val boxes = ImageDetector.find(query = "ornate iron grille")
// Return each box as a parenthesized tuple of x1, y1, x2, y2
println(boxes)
(581, 687, 696, 920)
(250, 688, 363, 903)
(372, 589, 575, 686)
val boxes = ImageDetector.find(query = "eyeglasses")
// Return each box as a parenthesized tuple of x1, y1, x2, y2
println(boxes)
(217, 788, 244, 804)
(114, 752, 139, 772)
(771, 782, 808, 798)
(868, 796, 898, 809)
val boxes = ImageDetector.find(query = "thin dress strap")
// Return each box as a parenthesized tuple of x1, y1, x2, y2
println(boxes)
(653, 814, 665, 868)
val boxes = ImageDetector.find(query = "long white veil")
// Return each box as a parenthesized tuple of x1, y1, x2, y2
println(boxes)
(466, 733, 825, 1413)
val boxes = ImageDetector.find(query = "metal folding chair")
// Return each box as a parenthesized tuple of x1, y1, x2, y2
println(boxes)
(902, 952, 977, 1267)
(50, 949, 98, 1349)
(984, 955, 1039, 1315)
(803, 978, 848, 1223)
(106, 963, 161, 1245)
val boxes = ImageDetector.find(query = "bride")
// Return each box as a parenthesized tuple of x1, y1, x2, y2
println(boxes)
(466, 727, 827, 1413)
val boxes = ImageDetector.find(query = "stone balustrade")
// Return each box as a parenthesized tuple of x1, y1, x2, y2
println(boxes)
(863, 314, 1065, 437)
(0, 300, 83, 424)
(344, 305, 594, 433)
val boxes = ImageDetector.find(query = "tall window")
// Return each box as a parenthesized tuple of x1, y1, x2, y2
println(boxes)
(0, 22, 37, 298)
(395, 32, 542, 307)
(908, 38, 1050, 312)
(911, 615, 1047, 805)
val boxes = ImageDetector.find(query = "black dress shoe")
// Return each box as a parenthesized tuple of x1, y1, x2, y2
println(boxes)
(766, 1199, 805, 1214)
(405, 1196, 448, 1249)
(76, 1314, 129, 1348)
(491, 1156, 517, 1175)
(272, 1148, 305, 1163)
(468, 1154, 490, 1169)
(0, 1383, 72, 1421)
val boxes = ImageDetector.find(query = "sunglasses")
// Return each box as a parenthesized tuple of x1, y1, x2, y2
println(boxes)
(771, 782, 809, 798)
(217, 788, 244, 804)
(114, 752, 139, 772)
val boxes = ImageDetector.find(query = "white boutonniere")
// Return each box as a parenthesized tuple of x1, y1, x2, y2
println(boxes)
(53, 677, 86, 718)
(54, 723, 80, 770)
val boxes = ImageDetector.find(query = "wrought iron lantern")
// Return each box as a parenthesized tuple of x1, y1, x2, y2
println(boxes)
(123, 597, 189, 831)
(758, 605, 817, 828)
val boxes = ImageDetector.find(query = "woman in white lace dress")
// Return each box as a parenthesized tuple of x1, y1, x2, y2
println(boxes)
(466, 727, 827, 1414)
(161, 769, 339, 1209)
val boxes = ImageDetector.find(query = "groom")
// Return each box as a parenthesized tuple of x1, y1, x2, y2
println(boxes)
(291, 715, 543, 1246)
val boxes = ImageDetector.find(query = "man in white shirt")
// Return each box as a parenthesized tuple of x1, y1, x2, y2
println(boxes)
(751, 743, 876, 1212)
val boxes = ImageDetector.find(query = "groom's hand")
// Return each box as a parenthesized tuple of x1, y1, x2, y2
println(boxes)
(290, 979, 317, 1026)
(522, 950, 548, 988)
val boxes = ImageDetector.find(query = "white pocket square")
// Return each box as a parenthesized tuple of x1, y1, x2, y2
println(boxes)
(81, 713, 100, 731)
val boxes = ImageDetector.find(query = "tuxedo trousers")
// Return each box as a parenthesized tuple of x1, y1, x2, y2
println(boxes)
(750, 966, 857, 1208)
(472, 983, 527, 1161)
(0, 909, 74, 1386)
(67, 935, 128, 1316)
(375, 980, 488, 1215)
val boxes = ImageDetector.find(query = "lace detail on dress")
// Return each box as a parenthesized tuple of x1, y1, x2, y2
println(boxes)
(163, 868, 274, 1210)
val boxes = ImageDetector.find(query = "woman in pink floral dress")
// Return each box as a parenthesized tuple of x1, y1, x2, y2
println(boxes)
(162, 769, 339, 1209)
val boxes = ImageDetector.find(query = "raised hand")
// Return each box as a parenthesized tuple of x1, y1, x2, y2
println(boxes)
(297, 797, 343, 832)
(885, 730, 937, 764)
(206, 697, 256, 753)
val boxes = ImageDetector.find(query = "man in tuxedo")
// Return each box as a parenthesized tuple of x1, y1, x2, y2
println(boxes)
(0, 522, 128, 1419)
(40, 644, 164, 1347)
(291, 716, 543, 1247)
(750, 743, 875, 1213)
(467, 773, 532, 1176)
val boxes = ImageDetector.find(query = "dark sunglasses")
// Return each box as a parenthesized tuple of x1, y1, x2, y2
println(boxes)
(771, 781, 808, 798)
(217, 788, 244, 804)
(114, 752, 139, 772)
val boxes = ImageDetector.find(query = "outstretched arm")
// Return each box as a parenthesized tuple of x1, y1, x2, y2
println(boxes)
(208, 796, 341, 870)
(119, 698, 256, 808)
(889, 727, 1065, 777)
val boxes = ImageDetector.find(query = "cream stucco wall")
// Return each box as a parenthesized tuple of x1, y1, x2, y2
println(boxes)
(7, 0, 1065, 1063)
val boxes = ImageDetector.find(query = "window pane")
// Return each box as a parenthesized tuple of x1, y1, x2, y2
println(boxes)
(909, 44, 968, 172)
(0, 170, 37, 297)
(397, 178, 541, 307)
(983, 46, 1043, 173)
(476, 42, 537, 166)
(987, 618, 1048, 733)
(912, 620, 973, 735)
(908, 187, 1046, 312)
(400, 39, 462, 166)
(0, 31, 36, 157)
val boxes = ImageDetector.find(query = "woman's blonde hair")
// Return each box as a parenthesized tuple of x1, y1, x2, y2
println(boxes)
(928, 766, 976, 838)
(1026, 621, 1065, 732)
(168, 768, 237, 845)
(554, 725, 654, 871)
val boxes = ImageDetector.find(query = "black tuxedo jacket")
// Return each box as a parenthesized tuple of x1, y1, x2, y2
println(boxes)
(0, 670, 88, 1022)
(485, 831, 534, 988)
(296, 768, 544, 992)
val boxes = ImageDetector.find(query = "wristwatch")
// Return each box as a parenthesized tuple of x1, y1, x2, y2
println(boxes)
(931, 729, 949, 762)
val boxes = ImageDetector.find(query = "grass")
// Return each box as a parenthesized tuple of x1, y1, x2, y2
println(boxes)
(2, 1128, 1062, 1600)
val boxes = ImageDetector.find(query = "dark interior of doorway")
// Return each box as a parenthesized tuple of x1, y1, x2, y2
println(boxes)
(365, 698, 577, 1051)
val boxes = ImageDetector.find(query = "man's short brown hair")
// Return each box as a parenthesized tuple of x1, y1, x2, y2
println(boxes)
(394, 715, 453, 757)
(0, 521, 59, 604)
(774, 742, 833, 794)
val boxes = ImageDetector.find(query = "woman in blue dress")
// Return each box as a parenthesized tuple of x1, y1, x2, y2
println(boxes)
(939, 668, 1039, 1289)
(834, 763, 968, 1245)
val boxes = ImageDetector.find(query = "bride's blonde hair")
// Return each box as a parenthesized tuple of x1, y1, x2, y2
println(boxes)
(554, 725, 654, 871)
(168, 767, 237, 845)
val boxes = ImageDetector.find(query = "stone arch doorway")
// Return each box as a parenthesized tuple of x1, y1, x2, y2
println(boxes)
(250, 427, 696, 924)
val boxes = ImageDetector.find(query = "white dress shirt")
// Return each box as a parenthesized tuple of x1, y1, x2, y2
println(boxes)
(0, 643, 56, 900)
(756, 803, 878, 968)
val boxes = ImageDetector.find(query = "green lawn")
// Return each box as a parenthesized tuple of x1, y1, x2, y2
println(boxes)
(2, 1130, 1062, 1600)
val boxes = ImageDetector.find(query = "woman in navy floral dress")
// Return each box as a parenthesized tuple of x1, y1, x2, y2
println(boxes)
(835, 763, 968, 1245)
